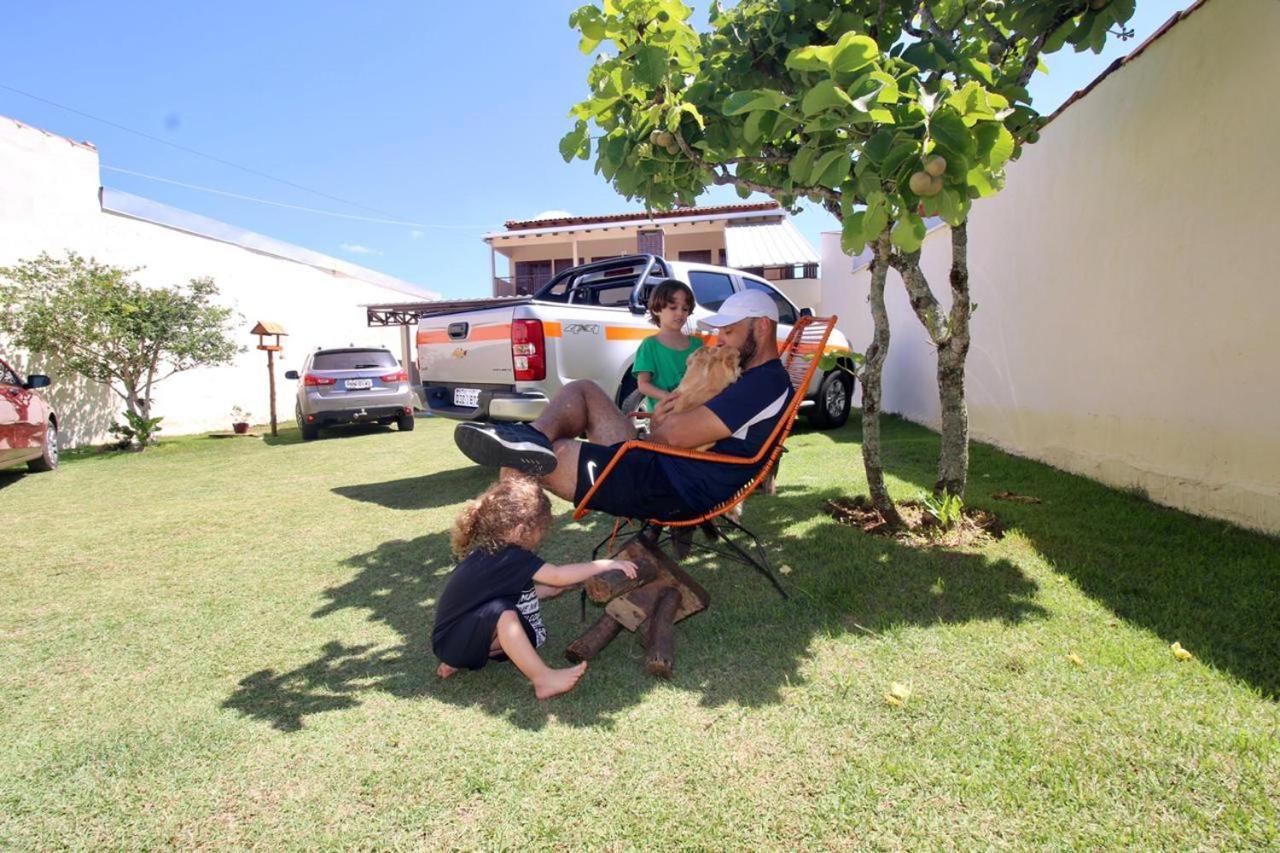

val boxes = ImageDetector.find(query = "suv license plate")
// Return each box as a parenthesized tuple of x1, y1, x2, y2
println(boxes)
(453, 387, 480, 407)
(345, 378, 373, 390)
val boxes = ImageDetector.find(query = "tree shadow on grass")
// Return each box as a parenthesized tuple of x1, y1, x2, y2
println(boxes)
(960, 442, 1280, 700)
(331, 466, 494, 511)
(223, 483, 1046, 732)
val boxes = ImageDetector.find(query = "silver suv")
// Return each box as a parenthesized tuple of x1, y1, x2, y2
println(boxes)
(284, 347, 416, 441)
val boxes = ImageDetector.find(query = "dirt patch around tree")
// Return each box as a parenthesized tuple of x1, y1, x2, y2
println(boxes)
(825, 495, 1005, 549)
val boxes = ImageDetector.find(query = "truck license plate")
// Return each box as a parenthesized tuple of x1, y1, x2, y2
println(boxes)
(453, 387, 480, 407)
(345, 378, 373, 390)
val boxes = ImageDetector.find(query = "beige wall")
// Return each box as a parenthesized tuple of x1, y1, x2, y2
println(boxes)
(0, 117, 435, 446)
(820, 0, 1280, 533)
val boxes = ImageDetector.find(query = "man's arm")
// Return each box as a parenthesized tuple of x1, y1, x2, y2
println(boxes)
(647, 404, 730, 448)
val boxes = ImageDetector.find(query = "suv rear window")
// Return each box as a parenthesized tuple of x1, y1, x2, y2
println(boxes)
(312, 350, 397, 370)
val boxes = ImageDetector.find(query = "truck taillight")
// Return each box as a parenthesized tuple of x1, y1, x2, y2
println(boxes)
(379, 370, 408, 382)
(511, 319, 546, 381)
(303, 373, 336, 386)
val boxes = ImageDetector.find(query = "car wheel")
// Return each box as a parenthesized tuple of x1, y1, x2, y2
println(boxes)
(27, 419, 59, 472)
(807, 369, 853, 430)
(396, 413, 415, 431)
(297, 405, 320, 441)
(615, 371, 638, 410)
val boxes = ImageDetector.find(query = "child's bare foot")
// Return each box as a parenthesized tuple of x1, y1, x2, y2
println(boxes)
(533, 662, 587, 699)
(436, 662, 458, 679)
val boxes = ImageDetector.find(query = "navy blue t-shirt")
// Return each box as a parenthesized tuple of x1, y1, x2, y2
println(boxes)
(432, 544, 547, 666)
(656, 358, 794, 511)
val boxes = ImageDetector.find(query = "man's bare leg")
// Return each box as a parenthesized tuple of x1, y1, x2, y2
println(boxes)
(532, 379, 636, 445)
(436, 662, 458, 679)
(493, 609, 586, 699)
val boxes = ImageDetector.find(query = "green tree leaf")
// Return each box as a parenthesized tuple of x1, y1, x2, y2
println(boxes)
(830, 32, 879, 75)
(801, 80, 853, 116)
(722, 89, 787, 116)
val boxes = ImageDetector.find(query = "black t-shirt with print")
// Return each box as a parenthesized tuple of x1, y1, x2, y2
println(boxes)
(432, 544, 547, 655)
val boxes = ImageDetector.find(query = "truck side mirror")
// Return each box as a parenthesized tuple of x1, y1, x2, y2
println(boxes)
(24, 374, 51, 389)
(284, 370, 299, 380)
(800, 306, 814, 318)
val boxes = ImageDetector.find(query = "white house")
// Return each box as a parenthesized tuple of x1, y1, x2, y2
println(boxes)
(0, 115, 438, 446)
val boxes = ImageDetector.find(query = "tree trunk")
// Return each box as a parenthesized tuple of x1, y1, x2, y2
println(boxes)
(861, 230, 904, 528)
(584, 558, 660, 604)
(936, 223, 971, 497)
(890, 226, 972, 498)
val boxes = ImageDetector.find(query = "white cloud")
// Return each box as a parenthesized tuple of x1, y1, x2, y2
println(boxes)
(409, 229, 423, 239)
(339, 243, 382, 256)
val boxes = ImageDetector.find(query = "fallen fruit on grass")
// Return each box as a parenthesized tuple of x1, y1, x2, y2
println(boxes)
(1066, 652, 1084, 667)
(1171, 641, 1194, 661)
(909, 170, 937, 196)
(884, 682, 912, 707)
(924, 155, 947, 177)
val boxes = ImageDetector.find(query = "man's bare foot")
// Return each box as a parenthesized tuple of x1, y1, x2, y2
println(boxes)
(533, 662, 587, 699)
(436, 662, 458, 679)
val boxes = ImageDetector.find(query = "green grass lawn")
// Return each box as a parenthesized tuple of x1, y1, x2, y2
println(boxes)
(1, 415, 1277, 848)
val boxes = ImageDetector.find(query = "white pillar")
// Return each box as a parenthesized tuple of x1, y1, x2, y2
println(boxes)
(489, 242, 497, 295)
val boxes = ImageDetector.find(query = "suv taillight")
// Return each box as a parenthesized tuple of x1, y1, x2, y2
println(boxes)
(511, 319, 546, 381)
(379, 370, 408, 383)
(303, 373, 336, 386)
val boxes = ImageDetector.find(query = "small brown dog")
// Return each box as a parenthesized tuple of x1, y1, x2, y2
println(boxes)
(650, 346, 741, 449)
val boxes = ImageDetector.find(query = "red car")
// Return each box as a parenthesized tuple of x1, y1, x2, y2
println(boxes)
(1, 355, 58, 472)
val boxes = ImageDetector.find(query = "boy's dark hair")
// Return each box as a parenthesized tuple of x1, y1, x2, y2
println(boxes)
(646, 278, 696, 327)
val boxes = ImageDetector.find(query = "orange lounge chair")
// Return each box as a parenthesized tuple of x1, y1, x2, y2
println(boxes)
(572, 314, 840, 599)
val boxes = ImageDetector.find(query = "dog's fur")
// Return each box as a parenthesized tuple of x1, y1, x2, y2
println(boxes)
(650, 345, 741, 445)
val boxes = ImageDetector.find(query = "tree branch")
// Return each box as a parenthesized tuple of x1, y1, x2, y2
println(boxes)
(1014, 3, 1085, 88)
(888, 250, 949, 346)
(673, 130, 842, 208)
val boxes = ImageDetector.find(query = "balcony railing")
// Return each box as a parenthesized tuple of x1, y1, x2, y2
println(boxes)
(493, 275, 548, 297)
(740, 263, 820, 281)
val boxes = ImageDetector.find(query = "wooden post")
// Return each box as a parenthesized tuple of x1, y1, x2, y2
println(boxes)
(643, 587, 681, 679)
(267, 348, 278, 437)
(585, 558, 660, 604)
(565, 613, 624, 663)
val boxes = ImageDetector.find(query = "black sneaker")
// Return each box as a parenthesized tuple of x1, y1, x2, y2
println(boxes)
(454, 421, 556, 476)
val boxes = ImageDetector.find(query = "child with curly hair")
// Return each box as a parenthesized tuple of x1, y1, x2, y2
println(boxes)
(632, 278, 703, 412)
(432, 475, 636, 699)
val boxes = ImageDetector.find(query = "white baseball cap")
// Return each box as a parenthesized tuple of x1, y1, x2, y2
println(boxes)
(696, 289, 779, 330)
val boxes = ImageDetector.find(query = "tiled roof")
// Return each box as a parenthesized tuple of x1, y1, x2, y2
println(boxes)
(503, 201, 781, 231)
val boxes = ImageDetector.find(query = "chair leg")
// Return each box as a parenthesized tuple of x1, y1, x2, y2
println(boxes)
(715, 515, 788, 599)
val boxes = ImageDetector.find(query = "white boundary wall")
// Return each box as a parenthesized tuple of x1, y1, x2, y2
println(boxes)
(1, 117, 438, 446)
(819, 0, 1280, 533)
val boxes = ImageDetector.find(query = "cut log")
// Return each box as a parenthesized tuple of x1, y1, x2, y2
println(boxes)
(565, 614, 624, 663)
(584, 538, 662, 603)
(643, 587, 681, 679)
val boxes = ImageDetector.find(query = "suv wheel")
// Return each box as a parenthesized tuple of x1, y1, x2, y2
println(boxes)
(297, 406, 320, 441)
(396, 412, 415, 431)
(27, 420, 58, 472)
(807, 369, 853, 430)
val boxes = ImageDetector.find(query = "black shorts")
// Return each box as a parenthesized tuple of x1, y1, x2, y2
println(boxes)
(432, 598, 535, 671)
(573, 441, 699, 521)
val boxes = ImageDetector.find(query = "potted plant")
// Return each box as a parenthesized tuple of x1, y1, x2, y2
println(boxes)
(230, 406, 251, 435)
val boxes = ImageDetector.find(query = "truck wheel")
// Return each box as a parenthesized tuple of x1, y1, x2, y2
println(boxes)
(396, 413, 415, 431)
(620, 388, 646, 416)
(27, 419, 58, 472)
(615, 371, 639, 410)
(807, 370, 853, 430)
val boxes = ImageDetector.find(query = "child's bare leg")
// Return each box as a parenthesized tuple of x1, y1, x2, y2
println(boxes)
(494, 610, 586, 699)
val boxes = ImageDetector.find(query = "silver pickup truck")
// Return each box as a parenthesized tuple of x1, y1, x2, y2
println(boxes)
(416, 254, 856, 429)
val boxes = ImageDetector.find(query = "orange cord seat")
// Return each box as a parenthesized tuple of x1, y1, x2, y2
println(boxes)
(572, 315, 840, 596)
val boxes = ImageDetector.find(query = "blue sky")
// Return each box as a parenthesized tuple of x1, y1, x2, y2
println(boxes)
(2, 1, 1185, 299)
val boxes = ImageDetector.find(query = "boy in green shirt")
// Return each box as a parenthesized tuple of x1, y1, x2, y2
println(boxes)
(632, 278, 704, 411)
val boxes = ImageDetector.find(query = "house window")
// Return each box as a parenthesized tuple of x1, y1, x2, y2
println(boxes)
(678, 250, 712, 264)
(637, 230, 664, 256)
(514, 260, 553, 295)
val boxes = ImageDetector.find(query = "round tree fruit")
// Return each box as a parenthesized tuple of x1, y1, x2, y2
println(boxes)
(654, 130, 674, 148)
(908, 170, 934, 196)
(928, 175, 943, 196)
(924, 155, 947, 177)
(1089, 0, 1108, 8)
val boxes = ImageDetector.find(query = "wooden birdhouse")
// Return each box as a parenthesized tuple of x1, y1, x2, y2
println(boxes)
(251, 321, 287, 352)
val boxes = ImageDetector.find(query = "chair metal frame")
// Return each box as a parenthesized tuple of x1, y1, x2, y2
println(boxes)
(572, 314, 840, 599)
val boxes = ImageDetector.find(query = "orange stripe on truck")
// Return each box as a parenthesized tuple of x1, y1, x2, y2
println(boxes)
(416, 324, 510, 346)
(605, 326, 658, 341)
(543, 322, 562, 338)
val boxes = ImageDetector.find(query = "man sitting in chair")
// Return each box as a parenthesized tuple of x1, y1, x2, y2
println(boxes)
(453, 289, 795, 522)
